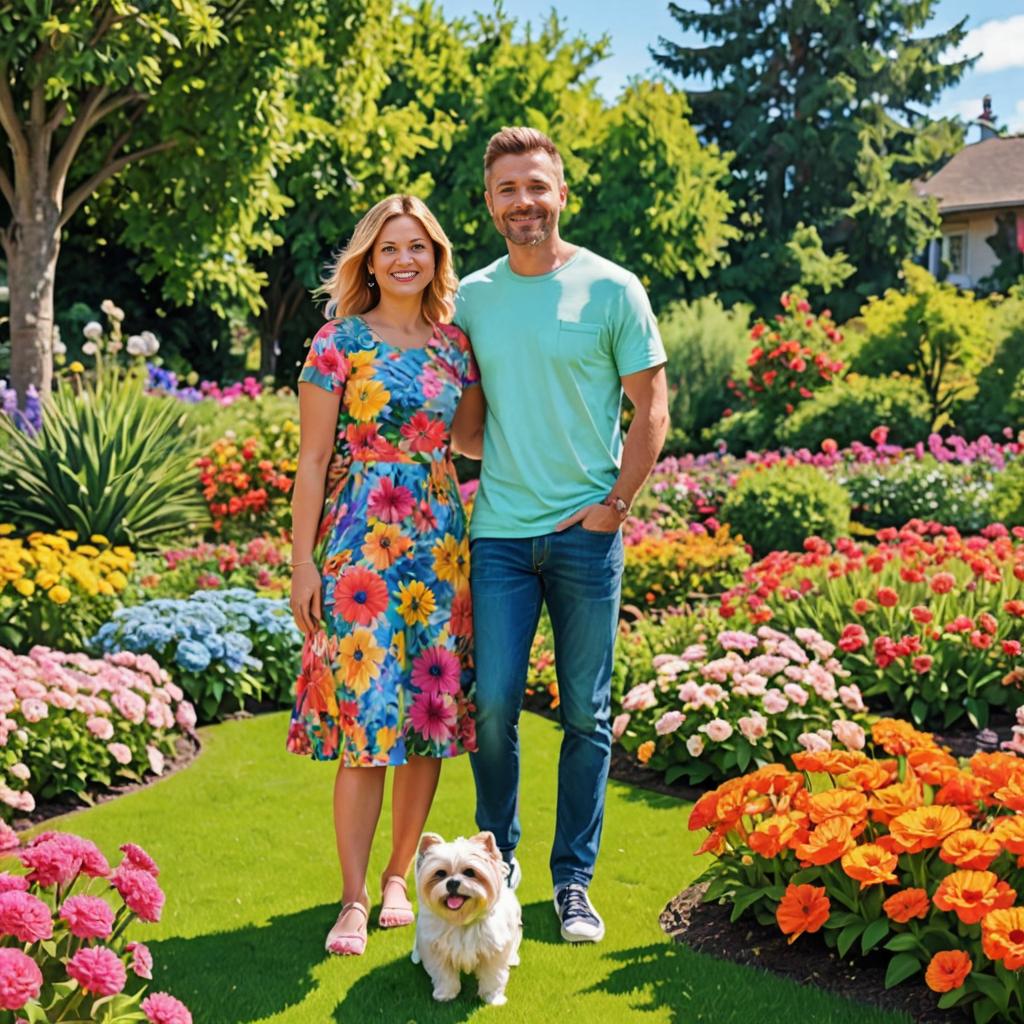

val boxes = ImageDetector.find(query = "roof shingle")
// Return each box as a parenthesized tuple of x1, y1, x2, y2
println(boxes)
(915, 136, 1024, 214)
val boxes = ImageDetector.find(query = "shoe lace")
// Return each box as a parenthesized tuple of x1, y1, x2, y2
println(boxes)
(560, 886, 597, 922)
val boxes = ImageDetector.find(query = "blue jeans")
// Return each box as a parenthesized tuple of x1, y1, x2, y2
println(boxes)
(469, 525, 623, 889)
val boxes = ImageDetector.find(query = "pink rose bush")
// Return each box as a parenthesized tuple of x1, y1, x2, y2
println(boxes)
(0, 830, 190, 1020)
(0, 646, 196, 822)
(615, 625, 870, 785)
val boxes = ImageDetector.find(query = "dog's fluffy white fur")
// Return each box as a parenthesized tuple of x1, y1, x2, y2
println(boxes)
(411, 830, 521, 1005)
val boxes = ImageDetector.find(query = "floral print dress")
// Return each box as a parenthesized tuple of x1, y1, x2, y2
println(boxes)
(286, 315, 478, 765)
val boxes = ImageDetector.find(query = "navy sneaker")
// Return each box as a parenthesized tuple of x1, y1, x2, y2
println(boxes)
(505, 856, 522, 891)
(554, 884, 605, 943)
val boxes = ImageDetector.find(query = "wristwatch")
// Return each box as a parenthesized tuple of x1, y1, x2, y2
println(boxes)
(603, 495, 630, 521)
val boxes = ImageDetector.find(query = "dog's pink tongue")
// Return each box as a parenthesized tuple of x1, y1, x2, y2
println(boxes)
(446, 895, 466, 910)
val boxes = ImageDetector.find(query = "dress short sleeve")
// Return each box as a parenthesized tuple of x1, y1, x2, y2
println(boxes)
(439, 323, 480, 391)
(298, 321, 350, 394)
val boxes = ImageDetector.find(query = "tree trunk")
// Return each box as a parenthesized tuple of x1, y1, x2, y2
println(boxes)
(4, 191, 61, 404)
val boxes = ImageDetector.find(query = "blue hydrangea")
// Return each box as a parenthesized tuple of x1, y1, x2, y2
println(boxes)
(175, 638, 212, 672)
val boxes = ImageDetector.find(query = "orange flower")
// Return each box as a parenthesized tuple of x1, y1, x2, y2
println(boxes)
(939, 829, 1002, 870)
(689, 789, 722, 832)
(888, 805, 972, 854)
(994, 773, 1024, 812)
(795, 817, 857, 866)
(839, 759, 896, 793)
(883, 888, 930, 923)
(749, 812, 807, 859)
(637, 740, 655, 764)
(933, 870, 1017, 925)
(872, 718, 936, 756)
(969, 751, 1024, 792)
(907, 748, 959, 786)
(695, 828, 727, 856)
(982, 907, 1024, 970)
(361, 521, 412, 570)
(935, 770, 987, 812)
(776, 883, 830, 943)
(925, 950, 972, 993)
(808, 789, 868, 825)
(841, 843, 898, 889)
(333, 566, 389, 626)
(868, 773, 924, 825)
(792, 750, 867, 775)
(992, 815, 1024, 855)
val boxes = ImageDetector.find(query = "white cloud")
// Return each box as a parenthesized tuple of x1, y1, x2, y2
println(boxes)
(941, 97, 985, 122)
(945, 15, 1024, 73)
(1010, 99, 1024, 134)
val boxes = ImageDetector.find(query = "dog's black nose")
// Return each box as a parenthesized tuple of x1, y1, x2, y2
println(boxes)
(446, 878, 461, 894)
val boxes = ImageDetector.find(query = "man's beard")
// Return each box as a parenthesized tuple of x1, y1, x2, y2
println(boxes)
(498, 207, 556, 247)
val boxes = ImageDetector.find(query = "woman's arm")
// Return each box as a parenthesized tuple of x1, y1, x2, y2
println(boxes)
(450, 385, 486, 460)
(289, 383, 340, 634)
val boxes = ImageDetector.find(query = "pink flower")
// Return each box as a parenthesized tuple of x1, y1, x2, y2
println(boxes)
(762, 689, 789, 715)
(655, 711, 685, 736)
(677, 681, 702, 705)
(127, 941, 153, 980)
(112, 865, 165, 922)
(0, 873, 28, 894)
(58, 892, 113, 940)
(832, 719, 866, 751)
(686, 734, 705, 757)
(798, 730, 832, 753)
(87, 716, 114, 740)
(142, 992, 193, 1024)
(20, 839, 76, 887)
(0, 890, 53, 942)
(366, 476, 415, 523)
(20, 699, 47, 722)
(703, 719, 733, 743)
(119, 843, 159, 877)
(410, 647, 461, 695)
(0, 948, 43, 1010)
(0, 822, 19, 853)
(146, 746, 165, 775)
(408, 691, 457, 745)
(108, 742, 132, 765)
(9, 763, 28, 783)
(621, 682, 658, 711)
(838, 684, 865, 713)
(738, 712, 768, 743)
(66, 946, 126, 996)
(611, 713, 631, 740)
(175, 702, 197, 732)
(783, 683, 809, 707)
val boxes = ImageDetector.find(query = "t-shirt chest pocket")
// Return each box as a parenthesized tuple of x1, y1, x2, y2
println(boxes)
(556, 319, 603, 364)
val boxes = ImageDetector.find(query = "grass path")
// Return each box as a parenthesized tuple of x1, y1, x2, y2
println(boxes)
(42, 712, 913, 1024)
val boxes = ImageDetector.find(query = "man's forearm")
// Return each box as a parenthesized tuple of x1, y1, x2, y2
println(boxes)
(610, 400, 669, 507)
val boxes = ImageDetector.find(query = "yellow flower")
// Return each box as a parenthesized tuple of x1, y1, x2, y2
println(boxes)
(56, 530, 78, 542)
(35, 571, 58, 589)
(89, 534, 109, 546)
(348, 348, 377, 379)
(432, 534, 470, 589)
(76, 545, 100, 557)
(397, 580, 436, 627)
(107, 570, 128, 591)
(13, 579, 35, 597)
(0, 525, 15, 536)
(345, 378, 390, 422)
(390, 629, 406, 668)
(376, 726, 399, 753)
(338, 629, 386, 694)
(69, 361, 85, 373)
(49, 585, 72, 604)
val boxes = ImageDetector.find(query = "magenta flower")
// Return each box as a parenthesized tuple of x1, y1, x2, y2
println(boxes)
(67, 945, 127, 996)
(0, 821, 18, 853)
(112, 865, 165, 922)
(408, 691, 457, 744)
(120, 843, 160, 877)
(0, 890, 53, 942)
(0, 873, 29, 894)
(127, 941, 153, 980)
(60, 894, 115, 940)
(142, 992, 193, 1024)
(411, 647, 461, 695)
(0, 947, 43, 1010)
(367, 476, 415, 523)
(19, 840, 76, 888)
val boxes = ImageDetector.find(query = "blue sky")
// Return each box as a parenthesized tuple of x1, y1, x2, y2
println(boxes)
(438, 0, 1024, 136)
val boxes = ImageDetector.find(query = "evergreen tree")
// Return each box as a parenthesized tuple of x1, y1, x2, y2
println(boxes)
(653, 0, 973, 316)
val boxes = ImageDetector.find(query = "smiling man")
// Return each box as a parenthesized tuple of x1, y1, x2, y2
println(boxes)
(454, 126, 669, 943)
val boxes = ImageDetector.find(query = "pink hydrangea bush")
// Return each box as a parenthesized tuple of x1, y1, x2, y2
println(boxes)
(615, 625, 871, 785)
(0, 829, 191, 1021)
(0, 647, 197, 821)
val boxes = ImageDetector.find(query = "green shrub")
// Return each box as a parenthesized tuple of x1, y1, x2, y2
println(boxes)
(184, 390, 299, 450)
(719, 463, 850, 557)
(0, 369, 209, 547)
(777, 374, 932, 450)
(989, 459, 1024, 528)
(840, 456, 995, 532)
(701, 407, 773, 454)
(658, 295, 752, 453)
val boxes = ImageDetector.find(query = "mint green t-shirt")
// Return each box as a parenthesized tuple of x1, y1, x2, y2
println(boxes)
(454, 247, 666, 539)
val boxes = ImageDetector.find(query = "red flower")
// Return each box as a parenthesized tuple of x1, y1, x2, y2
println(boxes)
(400, 412, 447, 453)
(853, 598, 874, 615)
(876, 587, 899, 608)
(870, 426, 889, 446)
(1004, 640, 1022, 657)
(839, 624, 867, 653)
(913, 655, 933, 674)
(1007, 600, 1024, 618)
(930, 572, 956, 594)
(911, 606, 933, 624)
(333, 567, 389, 626)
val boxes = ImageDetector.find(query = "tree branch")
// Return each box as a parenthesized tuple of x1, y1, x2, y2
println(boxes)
(59, 139, 177, 227)
(0, 62, 32, 189)
(48, 84, 110, 195)
(0, 164, 14, 209)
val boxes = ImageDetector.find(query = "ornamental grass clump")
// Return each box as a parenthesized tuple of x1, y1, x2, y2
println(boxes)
(0, 829, 191, 1022)
(92, 589, 302, 721)
(0, 527, 136, 653)
(615, 624, 869, 785)
(0, 647, 196, 821)
(721, 521, 1024, 728)
(690, 718, 1024, 1024)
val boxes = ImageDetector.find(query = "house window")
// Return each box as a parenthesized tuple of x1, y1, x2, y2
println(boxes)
(943, 233, 967, 276)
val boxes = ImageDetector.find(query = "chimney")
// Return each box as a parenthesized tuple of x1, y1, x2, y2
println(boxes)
(979, 95, 998, 141)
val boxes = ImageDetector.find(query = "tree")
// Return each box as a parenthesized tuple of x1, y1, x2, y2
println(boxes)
(0, 0, 373, 401)
(653, 0, 972, 316)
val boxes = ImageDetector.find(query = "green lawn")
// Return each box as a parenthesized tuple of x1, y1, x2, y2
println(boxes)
(37, 712, 914, 1024)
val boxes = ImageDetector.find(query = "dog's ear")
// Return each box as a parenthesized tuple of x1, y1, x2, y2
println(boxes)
(418, 832, 444, 858)
(469, 831, 501, 860)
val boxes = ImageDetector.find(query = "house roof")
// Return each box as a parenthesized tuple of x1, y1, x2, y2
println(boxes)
(915, 136, 1024, 214)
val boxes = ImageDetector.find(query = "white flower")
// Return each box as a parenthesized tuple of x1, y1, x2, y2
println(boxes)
(126, 335, 145, 356)
(686, 734, 705, 757)
(100, 299, 125, 320)
(52, 327, 66, 355)
(83, 321, 104, 340)
(141, 331, 159, 356)
(82, 341, 98, 355)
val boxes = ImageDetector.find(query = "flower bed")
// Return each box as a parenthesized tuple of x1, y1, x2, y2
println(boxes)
(0, 828, 191, 1021)
(91, 589, 301, 722)
(721, 522, 1024, 729)
(0, 528, 135, 653)
(0, 647, 195, 821)
(614, 625, 869, 785)
(689, 719, 1024, 1023)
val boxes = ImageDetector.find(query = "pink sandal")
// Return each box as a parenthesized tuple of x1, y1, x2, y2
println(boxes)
(326, 900, 369, 956)
(378, 875, 415, 929)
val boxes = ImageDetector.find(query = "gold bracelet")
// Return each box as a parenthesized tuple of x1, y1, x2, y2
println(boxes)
(290, 560, 314, 569)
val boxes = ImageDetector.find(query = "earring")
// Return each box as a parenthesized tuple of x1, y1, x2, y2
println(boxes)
(367, 270, 375, 289)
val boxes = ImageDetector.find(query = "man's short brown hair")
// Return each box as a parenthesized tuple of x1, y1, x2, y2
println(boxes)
(483, 126, 564, 182)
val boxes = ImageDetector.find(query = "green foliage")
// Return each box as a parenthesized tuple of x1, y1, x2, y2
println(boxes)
(850, 263, 997, 427)
(184, 391, 299, 450)
(653, 1, 970, 316)
(0, 369, 209, 547)
(658, 296, 752, 452)
(978, 212, 1024, 295)
(784, 223, 856, 295)
(703, 406, 773, 454)
(840, 457, 996, 533)
(720, 463, 850, 557)
(777, 374, 932, 450)
(988, 460, 1024, 528)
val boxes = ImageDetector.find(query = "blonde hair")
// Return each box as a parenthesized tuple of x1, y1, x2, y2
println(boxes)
(484, 126, 564, 183)
(319, 195, 457, 323)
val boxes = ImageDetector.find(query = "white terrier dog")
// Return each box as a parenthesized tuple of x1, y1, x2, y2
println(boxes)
(411, 831, 521, 1005)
